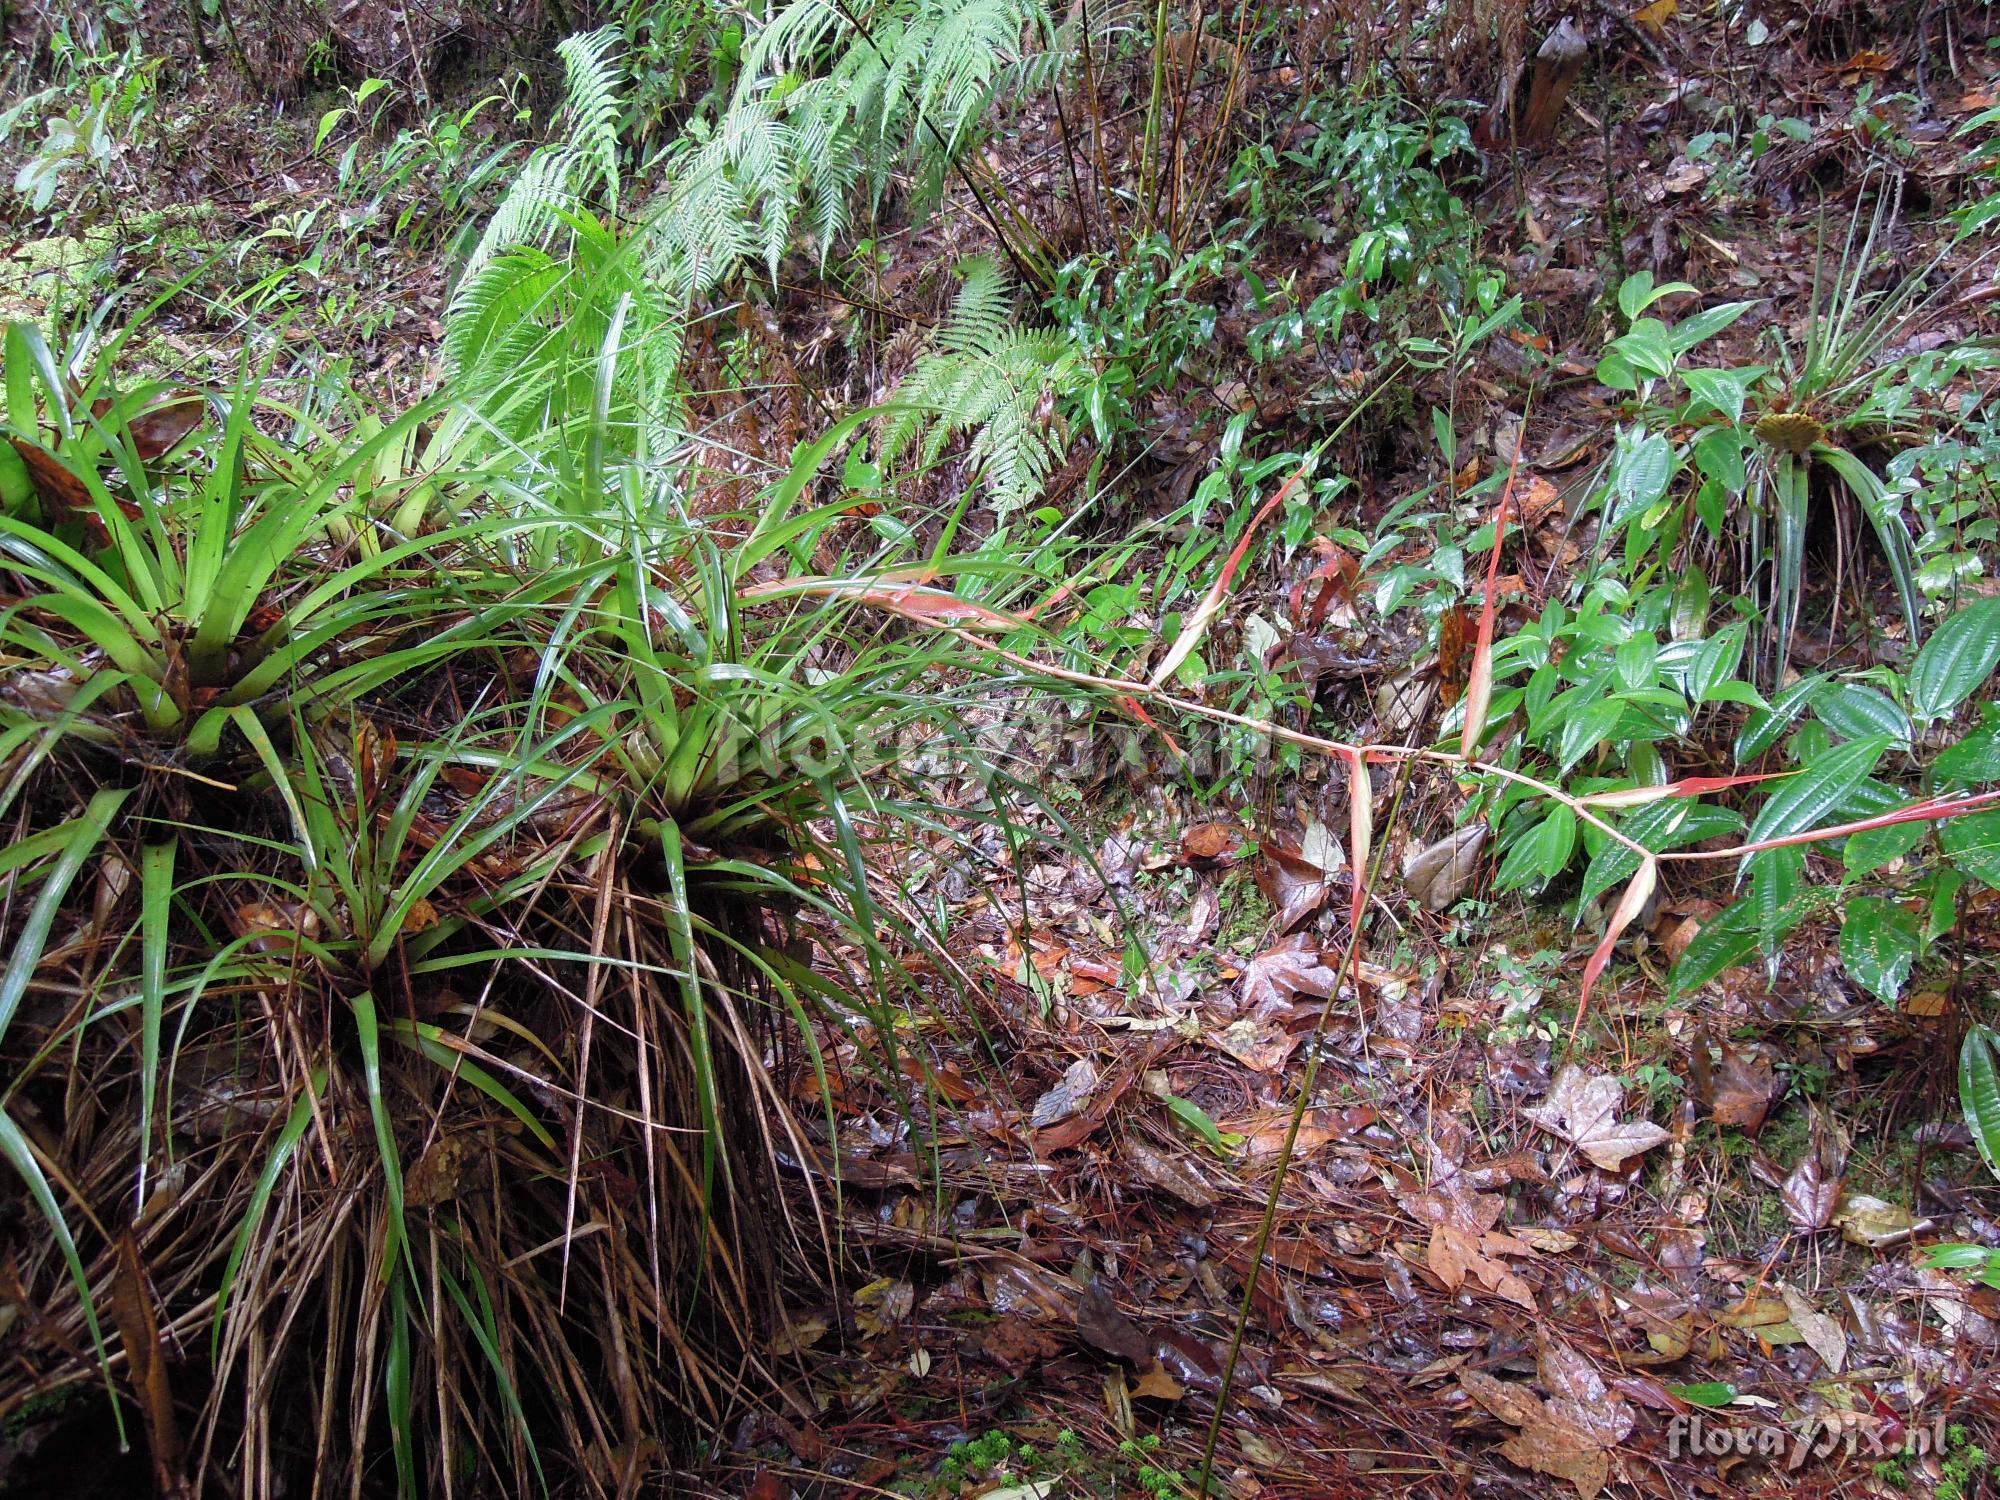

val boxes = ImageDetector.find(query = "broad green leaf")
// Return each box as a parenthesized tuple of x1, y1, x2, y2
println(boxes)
(1839, 895, 1923, 1003)
(1615, 635, 1658, 690)
(1910, 597, 2000, 722)
(1961, 1025, 2000, 1180)
(1934, 704, 2000, 782)
(1941, 809, 2000, 888)
(1748, 844, 1805, 957)
(1693, 427, 1747, 490)
(1815, 682, 1911, 746)
(1844, 817, 1929, 878)
(1744, 735, 1891, 848)
(1736, 674, 1829, 762)
(1681, 367, 1758, 424)
(1669, 301, 1758, 354)
(1687, 623, 1747, 704)
(1670, 900, 1765, 999)
(1558, 696, 1625, 771)
(1609, 431, 1675, 523)
(1496, 806, 1577, 890)
(1580, 802, 1743, 910)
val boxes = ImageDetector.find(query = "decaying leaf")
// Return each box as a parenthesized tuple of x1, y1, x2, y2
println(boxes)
(1124, 1137, 1218, 1207)
(1832, 1192, 1920, 1248)
(1525, 1065, 1672, 1171)
(1404, 824, 1487, 910)
(1238, 933, 1341, 1016)
(1181, 820, 1247, 864)
(1075, 1280, 1152, 1366)
(1211, 1015, 1302, 1073)
(852, 1277, 915, 1337)
(1256, 829, 1339, 931)
(1029, 1057, 1099, 1128)
(1778, 1284, 1847, 1372)
(1707, 1043, 1782, 1131)
(1459, 1337, 1632, 1500)
(111, 1232, 185, 1500)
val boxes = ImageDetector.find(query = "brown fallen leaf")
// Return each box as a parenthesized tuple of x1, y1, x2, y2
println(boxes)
(1255, 831, 1336, 931)
(125, 391, 206, 460)
(1708, 1043, 1781, 1131)
(1426, 1222, 1536, 1310)
(111, 1232, 186, 1500)
(1238, 933, 1341, 1016)
(1229, 1104, 1374, 1158)
(1404, 823, 1486, 910)
(1123, 1136, 1218, 1207)
(1075, 1280, 1151, 1366)
(1210, 1015, 1301, 1073)
(1029, 1057, 1099, 1128)
(1460, 1340, 1632, 1500)
(1778, 1284, 1847, 1373)
(1181, 820, 1247, 865)
(1129, 1361, 1185, 1401)
(1758, 1113, 1845, 1230)
(1525, 1065, 1671, 1171)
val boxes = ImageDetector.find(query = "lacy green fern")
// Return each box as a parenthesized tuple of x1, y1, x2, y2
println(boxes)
(443, 12, 1082, 508)
(880, 255, 1083, 513)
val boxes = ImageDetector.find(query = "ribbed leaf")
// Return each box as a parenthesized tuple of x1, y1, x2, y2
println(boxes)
(1911, 597, 2000, 723)
(1962, 1025, 2000, 1181)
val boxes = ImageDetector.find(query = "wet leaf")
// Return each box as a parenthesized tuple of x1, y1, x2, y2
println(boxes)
(1404, 823, 1487, 910)
(1123, 1137, 1218, 1207)
(1255, 834, 1333, 931)
(1211, 1015, 1302, 1073)
(1075, 1280, 1151, 1366)
(852, 1277, 914, 1337)
(1029, 1057, 1098, 1128)
(126, 392, 205, 460)
(1238, 934, 1340, 1015)
(1181, 820, 1247, 864)
(1778, 1284, 1847, 1372)
(1708, 1043, 1781, 1131)
(1772, 1121, 1844, 1230)
(1832, 1192, 1917, 1248)
(1525, 1065, 1671, 1171)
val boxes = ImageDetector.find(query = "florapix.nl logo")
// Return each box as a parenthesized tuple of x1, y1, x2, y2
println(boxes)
(1667, 1410, 1950, 1469)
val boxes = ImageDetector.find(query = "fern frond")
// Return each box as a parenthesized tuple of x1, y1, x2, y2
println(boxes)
(881, 257, 1082, 513)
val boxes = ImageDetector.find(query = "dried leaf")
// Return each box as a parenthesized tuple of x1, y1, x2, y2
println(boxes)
(1238, 934, 1340, 1016)
(1832, 1192, 1917, 1248)
(126, 392, 205, 460)
(1075, 1280, 1151, 1366)
(1575, 854, 1656, 1027)
(1709, 1043, 1781, 1130)
(1124, 1138, 1218, 1207)
(1029, 1057, 1099, 1128)
(1459, 1364, 1619, 1500)
(1525, 1065, 1671, 1171)
(1211, 1015, 1301, 1073)
(1404, 824, 1487, 910)
(1256, 835, 1333, 931)
(1773, 1124, 1844, 1230)
(1130, 1362, 1185, 1401)
(1181, 820, 1246, 864)
(111, 1232, 184, 1499)
(1779, 1284, 1847, 1372)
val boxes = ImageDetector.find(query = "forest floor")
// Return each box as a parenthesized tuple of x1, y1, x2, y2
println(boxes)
(4, 4, 2000, 1499)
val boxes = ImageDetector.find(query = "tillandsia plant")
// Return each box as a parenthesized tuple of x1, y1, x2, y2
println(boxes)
(1589, 186, 2000, 692)
(0, 273, 1084, 1497)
